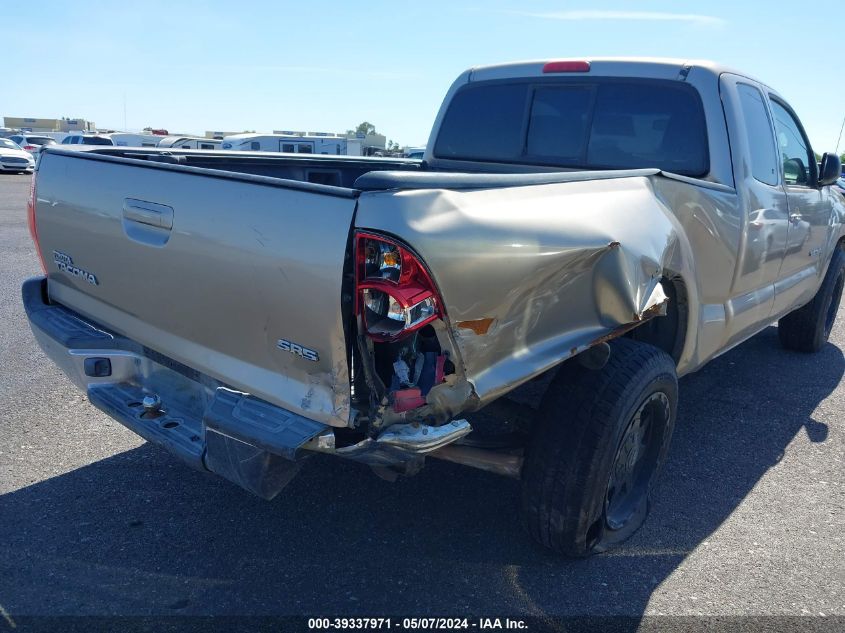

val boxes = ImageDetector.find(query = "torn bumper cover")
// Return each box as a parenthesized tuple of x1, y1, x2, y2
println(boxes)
(22, 277, 471, 499)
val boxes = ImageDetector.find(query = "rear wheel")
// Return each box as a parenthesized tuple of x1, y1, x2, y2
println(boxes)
(520, 338, 677, 556)
(778, 246, 845, 353)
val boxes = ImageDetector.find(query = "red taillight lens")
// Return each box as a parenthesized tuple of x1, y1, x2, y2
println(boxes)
(355, 232, 442, 341)
(542, 60, 591, 73)
(24, 145, 37, 150)
(27, 176, 47, 273)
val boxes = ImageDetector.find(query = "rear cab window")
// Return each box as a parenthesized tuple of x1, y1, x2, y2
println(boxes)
(434, 78, 709, 177)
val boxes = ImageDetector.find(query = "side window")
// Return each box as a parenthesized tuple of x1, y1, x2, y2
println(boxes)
(282, 143, 295, 153)
(250, 141, 260, 150)
(736, 84, 778, 185)
(297, 144, 313, 153)
(770, 100, 814, 186)
(199, 143, 214, 149)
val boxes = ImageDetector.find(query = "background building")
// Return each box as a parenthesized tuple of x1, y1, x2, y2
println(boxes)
(3, 116, 96, 133)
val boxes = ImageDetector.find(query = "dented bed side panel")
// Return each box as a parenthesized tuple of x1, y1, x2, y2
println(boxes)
(355, 175, 739, 405)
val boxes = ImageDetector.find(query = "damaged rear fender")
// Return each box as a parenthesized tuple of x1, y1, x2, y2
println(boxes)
(355, 175, 699, 409)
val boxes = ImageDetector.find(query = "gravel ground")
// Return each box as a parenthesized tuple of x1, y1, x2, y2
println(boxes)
(0, 172, 842, 628)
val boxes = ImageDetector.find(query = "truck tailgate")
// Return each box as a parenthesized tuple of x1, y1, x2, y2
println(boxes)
(33, 151, 354, 426)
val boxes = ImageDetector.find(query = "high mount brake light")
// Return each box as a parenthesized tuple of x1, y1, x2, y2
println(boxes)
(355, 232, 442, 341)
(27, 177, 47, 273)
(542, 61, 591, 73)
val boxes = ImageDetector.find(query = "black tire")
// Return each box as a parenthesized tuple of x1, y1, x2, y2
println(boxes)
(520, 338, 677, 556)
(778, 245, 845, 353)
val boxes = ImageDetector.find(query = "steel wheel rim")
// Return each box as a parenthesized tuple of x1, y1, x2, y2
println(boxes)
(605, 391, 671, 531)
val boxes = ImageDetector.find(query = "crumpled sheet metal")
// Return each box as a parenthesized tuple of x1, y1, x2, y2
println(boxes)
(356, 174, 696, 406)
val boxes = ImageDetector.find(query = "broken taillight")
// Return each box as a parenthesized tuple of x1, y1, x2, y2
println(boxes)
(355, 232, 442, 341)
(27, 176, 47, 273)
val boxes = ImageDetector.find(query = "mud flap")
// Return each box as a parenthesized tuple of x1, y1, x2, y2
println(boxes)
(202, 388, 328, 500)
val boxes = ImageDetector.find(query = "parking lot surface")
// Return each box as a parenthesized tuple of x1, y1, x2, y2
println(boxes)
(0, 172, 843, 622)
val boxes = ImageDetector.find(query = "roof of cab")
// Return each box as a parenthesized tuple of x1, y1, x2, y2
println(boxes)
(467, 57, 767, 88)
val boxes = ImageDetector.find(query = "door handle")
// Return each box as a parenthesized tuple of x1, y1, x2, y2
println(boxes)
(123, 199, 173, 229)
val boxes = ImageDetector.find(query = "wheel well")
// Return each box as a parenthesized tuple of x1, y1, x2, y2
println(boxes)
(628, 275, 688, 363)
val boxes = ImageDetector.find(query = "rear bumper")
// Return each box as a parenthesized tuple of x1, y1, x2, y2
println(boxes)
(22, 277, 472, 494)
(22, 276, 329, 497)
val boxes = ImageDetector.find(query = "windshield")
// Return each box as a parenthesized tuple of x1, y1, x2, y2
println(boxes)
(0, 139, 21, 150)
(434, 78, 709, 177)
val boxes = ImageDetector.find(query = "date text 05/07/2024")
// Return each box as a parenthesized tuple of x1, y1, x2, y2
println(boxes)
(307, 617, 528, 630)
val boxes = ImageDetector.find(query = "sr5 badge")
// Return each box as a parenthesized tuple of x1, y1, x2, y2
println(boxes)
(277, 338, 319, 362)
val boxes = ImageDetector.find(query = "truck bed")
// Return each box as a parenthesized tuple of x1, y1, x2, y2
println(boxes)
(29, 146, 693, 431)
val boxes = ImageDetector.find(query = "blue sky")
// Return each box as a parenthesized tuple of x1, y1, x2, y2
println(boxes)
(3, 0, 844, 150)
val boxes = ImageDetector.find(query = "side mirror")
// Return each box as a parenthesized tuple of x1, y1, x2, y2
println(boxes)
(818, 152, 842, 187)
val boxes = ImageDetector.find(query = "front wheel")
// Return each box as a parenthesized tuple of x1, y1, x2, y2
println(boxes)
(778, 246, 845, 353)
(520, 338, 678, 556)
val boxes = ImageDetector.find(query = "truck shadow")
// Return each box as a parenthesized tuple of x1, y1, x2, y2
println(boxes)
(0, 326, 841, 619)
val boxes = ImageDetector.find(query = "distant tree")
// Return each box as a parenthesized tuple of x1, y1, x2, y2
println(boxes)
(354, 122, 377, 136)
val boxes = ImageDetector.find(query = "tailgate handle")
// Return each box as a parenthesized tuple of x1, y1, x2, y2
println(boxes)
(123, 199, 173, 230)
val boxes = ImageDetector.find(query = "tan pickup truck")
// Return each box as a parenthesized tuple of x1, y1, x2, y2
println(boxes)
(23, 58, 845, 555)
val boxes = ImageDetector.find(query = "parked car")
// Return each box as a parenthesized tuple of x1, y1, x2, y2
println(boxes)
(834, 177, 845, 196)
(61, 134, 115, 146)
(22, 58, 845, 556)
(0, 138, 35, 173)
(8, 134, 56, 158)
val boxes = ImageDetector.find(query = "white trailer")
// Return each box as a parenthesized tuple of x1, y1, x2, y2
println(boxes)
(157, 136, 223, 150)
(220, 133, 348, 155)
(109, 133, 164, 148)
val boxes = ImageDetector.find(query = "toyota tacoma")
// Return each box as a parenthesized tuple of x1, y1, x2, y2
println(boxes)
(22, 58, 845, 555)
